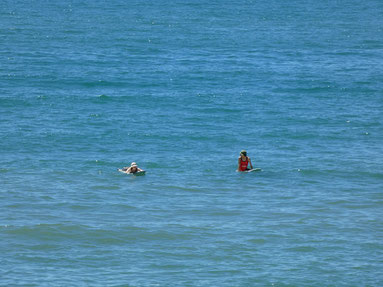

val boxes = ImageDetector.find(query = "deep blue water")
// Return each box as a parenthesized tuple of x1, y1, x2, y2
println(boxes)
(1, 0, 383, 286)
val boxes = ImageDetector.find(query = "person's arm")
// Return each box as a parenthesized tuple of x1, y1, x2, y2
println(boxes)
(237, 157, 241, 171)
(248, 157, 253, 169)
(137, 168, 144, 172)
(125, 167, 132, 173)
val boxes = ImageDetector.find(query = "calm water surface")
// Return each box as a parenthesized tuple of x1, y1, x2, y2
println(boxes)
(1, 0, 383, 286)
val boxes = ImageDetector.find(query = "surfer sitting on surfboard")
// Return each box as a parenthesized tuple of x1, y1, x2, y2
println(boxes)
(119, 162, 144, 174)
(238, 150, 253, 172)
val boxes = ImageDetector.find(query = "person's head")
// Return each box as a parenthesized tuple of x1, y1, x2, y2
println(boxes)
(240, 150, 247, 157)
(131, 162, 138, 169)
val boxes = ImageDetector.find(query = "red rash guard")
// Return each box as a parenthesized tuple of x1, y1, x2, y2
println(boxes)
(239, 158, 249, 171)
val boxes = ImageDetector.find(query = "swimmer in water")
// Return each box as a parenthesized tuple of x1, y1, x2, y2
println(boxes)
(119, 162, 144, 174)
(237, 150, 253, 172)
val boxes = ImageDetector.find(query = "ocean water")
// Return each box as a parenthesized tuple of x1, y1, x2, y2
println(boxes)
(1, 0, 383, 286)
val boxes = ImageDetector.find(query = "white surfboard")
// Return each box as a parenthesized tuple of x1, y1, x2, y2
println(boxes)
(118, 169, 146, 176)
(245, 168, 261, 173)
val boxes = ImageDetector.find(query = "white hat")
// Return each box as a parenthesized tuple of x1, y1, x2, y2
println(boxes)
(131, 162, 137, 167)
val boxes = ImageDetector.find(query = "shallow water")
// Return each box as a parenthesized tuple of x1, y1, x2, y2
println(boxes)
(1, 0, 383, 286)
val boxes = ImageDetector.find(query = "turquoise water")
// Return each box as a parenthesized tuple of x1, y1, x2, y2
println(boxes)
(1, 0, 383, 286)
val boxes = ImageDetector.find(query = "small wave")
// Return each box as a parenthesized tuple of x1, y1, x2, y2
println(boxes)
(86, 80, 129, 88)
(29, 244, 62, 251)
(164, 185, 206, 192)
(0, 97, 32, 108)
(91, 185, 120, 190)
(144, 162, 162, 168)
(272, 86, 333, 94)
(286, 246, 317, 252)
(97, 94, 109, 99)
(4, 224, 190, 243)
(248, 238, 267, 244)
(4, 224, 88, 239)
(359, 172, 383, 180)
(63, 29, 84, 35)
(210, 211, 242, 216)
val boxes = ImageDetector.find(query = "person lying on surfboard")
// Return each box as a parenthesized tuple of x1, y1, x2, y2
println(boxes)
(238, 150, 253, 172)
(119, 162, 144, 174)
